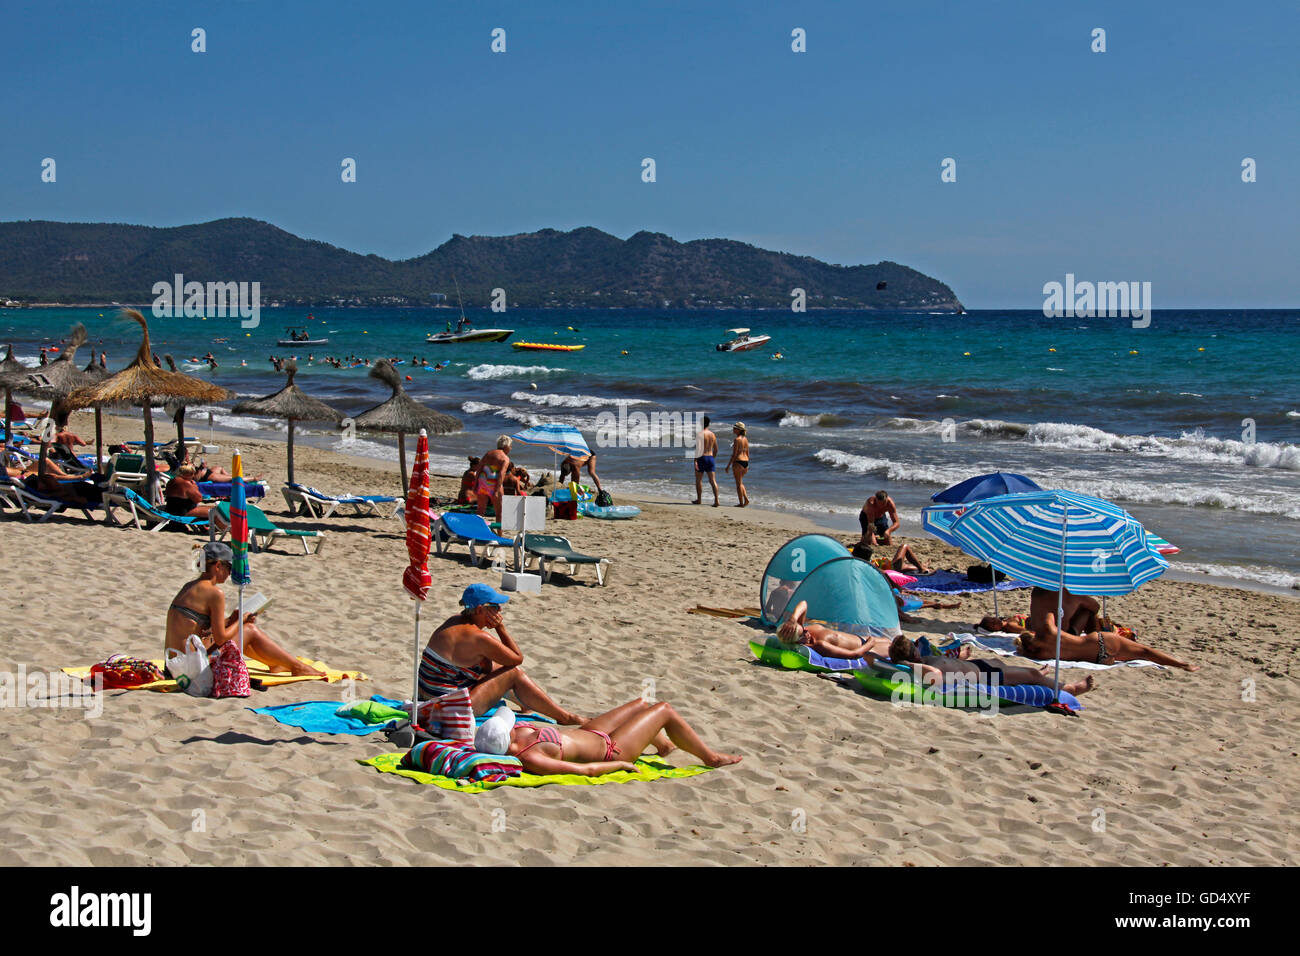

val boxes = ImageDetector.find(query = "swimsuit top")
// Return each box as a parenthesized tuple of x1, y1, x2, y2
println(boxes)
(169, 603, 211, 629)
(514, 724, 562, 757)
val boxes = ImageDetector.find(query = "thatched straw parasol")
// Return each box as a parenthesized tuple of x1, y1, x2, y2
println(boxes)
(65, 309, 230, 500)
(1, 345, 35, 453)
(0, 326, 96, 477)
(353, 359, 461, 490)
(233, 359, 343, 485)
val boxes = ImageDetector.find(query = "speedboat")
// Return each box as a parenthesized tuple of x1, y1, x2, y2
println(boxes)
(715, 328, 771, 352)
(426, 328, 514, 344)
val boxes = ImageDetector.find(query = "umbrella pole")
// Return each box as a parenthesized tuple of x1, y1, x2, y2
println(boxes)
(1055, 513, 1067, 703)
(2, 387, 11, 459)
(238, 585, 245, 658)
(94, 407, 104, 475)
(142, 400, 158, 503)
(412, 602, 422, 729)
(397, 430, 408, 492)
(287, 420, 296, 486)
(992, 587, 999, 619)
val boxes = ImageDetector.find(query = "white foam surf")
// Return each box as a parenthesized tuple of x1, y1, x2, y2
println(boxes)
(465, 364, 566, 380)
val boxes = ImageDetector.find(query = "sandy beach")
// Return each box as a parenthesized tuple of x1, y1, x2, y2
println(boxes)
(1, 409, 1296, 867)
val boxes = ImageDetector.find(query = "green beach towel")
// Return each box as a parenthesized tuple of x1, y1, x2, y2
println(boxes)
(358, 752, 713, 793)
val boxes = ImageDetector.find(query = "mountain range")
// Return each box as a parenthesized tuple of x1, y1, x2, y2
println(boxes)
(0, 218, 964, 311)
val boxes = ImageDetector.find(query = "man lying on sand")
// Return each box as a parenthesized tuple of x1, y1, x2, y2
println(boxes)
(166, 542, 324, 678)
(420, 583, 584, 724)
(1024, 587, 1199, 670)
(889, 635, 1096, 698)
(500, 699, 741, 775)
(778, 599, 967, 661)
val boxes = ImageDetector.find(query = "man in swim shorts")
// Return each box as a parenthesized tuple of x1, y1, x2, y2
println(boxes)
(860, 489, 899, 545)
(693, 416, 719, 507)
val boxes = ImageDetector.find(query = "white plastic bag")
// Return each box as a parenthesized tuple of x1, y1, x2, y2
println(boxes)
(165, 635, 213, 697)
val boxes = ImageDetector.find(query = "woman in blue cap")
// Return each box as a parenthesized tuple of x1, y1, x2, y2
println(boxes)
(420, 583, 584, 724)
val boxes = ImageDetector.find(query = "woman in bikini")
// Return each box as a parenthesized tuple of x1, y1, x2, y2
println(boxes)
(457, 457, 480, 506)
(724, 422, 750, 507)
(1024, 588, 1198, 670)
(163, 464, 212, 519)
(420, 583, 584, 724)
(473, 437, 512, 517)
(505, 698, 741, 775)
(165, 541, 323, 677)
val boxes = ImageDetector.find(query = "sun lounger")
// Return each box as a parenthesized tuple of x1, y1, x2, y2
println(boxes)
(0, 475, 97, 523)
(211, 501, 326, 555)
(521, 533, 611, 586)
(282, 482, 400, 518)
(434, 512, 519, 567)
(105, 453, 150, 491)
(103, 487, 209, 532)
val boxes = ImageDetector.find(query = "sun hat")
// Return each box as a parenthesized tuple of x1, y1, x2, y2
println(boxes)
(474, 706, 517, 755)
(461, 582, 511, 610)
(733, 422, 746, 432)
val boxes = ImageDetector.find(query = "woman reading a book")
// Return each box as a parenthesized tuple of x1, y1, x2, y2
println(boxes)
(164, 542, 324, 677)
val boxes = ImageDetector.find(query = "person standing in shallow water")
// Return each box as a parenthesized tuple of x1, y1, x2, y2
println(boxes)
(725, 422, 750, 507)
(693, 416, 719, 507)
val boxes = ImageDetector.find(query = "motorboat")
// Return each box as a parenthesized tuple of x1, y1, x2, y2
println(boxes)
(715, 328, 771, 352)
(427, 328, 514, 344)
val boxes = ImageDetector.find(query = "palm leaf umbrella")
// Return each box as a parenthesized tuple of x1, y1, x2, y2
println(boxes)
(353, 359, 461, 491)
(12, 325, 97, 478)
(233, 359, 343, 485)
(65, 309, 230, 501)
(1, 344, 35, 453)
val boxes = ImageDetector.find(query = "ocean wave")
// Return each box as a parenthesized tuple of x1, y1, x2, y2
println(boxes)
(778, 411, 852, 428)
(813, 448, 1300, 519)
(877, 416, 1299, 470)
(466, 364, 566, 380)
(509, 390, 648, 409)
(1171, 562, 1300, 591)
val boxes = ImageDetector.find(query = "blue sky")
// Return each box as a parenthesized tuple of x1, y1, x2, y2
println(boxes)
(3, 0, 1296, 307)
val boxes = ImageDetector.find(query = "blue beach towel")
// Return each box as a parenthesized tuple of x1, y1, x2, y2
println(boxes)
(251, 695, 559, 735)
(905, 570, 1033, 595)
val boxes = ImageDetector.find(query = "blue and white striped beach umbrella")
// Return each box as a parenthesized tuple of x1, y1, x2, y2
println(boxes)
(945, 490, 1168, 596)
(510, 423, 591, 459)
(920, 503, 967, 551)
(945, 490, 1169, 700)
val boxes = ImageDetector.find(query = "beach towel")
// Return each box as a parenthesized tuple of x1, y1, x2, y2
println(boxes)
(401, 740, 522, 782)
(62, 657, 369, 693)
(359, 752, 713, 793)
(905, 570, 1033, 595)
(960, 631, 1164, 670)
(251, 696, 559, 736)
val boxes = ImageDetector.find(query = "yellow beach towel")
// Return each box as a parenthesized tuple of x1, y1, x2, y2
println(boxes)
(62, 658, 368, 693)
(358, 752, 713, 793)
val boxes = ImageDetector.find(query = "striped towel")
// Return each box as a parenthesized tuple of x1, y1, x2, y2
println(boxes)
(412, 687, 475, 742)
(401, 740, 522, 782)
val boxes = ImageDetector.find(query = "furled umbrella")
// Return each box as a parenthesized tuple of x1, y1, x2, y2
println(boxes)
(64, 310, 230, 502)
(352, 359, 461, 491)
(401, 429, 433, 740)
(232, 359, 343, 486)
(944, 489, 1169, 705)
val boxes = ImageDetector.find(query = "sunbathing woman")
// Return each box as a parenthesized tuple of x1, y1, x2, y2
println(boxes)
(503, 699, 741, 775)
(457, 456, 480, 506)
(165, 542, 323, 677)
(1026, 587, 1198, 670)
(163, 464, 212, 519)
(882, 543, 933, 575)
(889, 635, 1096, 697)
(420, 583, 584, 724)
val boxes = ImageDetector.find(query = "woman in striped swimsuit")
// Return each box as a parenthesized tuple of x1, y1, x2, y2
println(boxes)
(420, 583, 585, 724)
(505, 698, 742, 775)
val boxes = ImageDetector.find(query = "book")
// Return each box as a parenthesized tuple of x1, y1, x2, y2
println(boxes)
(240, 592, 272, 618)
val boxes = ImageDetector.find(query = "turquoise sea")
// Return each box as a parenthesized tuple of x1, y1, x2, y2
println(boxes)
(5, 307, 1298, 589)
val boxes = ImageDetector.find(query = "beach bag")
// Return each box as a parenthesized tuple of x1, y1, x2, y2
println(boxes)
(966, 563, 1007, 584)
(410, 687, 475, 742)
(89, 655, 166, 689)
(594, 490, 613, 508)
(209, 641, 251, 699)
(165, 635, 214, 697)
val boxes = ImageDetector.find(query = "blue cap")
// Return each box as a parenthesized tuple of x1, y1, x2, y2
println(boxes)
(461, 582, 511, 609)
